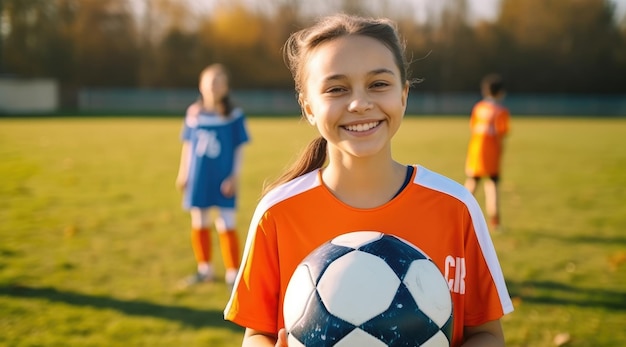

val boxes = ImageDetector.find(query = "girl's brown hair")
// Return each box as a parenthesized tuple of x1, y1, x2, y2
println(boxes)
(481, 73, 505, 98)
(263, 14, 410, 194)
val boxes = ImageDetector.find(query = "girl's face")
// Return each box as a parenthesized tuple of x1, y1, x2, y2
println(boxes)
(300, 35, 409, 160)
(199, 68, 228, 104)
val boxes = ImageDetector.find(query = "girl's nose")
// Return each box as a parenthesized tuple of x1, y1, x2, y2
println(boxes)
(347, 93, 373, 113)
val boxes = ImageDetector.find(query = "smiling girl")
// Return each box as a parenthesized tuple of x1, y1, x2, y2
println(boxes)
(224, 14, 513, 347)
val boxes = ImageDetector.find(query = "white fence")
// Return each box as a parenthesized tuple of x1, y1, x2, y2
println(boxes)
(0, 78, 59, 114)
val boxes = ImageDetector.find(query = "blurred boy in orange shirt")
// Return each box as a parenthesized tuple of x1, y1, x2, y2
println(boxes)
(464, 74, 510, 231)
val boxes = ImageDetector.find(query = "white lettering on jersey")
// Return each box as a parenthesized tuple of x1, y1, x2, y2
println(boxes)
(444, 255, 466, 294)
(195, 130, 221, 158)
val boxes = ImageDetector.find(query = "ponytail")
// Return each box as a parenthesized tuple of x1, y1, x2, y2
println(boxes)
(262, 136, 327, 195)
(221, 95, 234, 117)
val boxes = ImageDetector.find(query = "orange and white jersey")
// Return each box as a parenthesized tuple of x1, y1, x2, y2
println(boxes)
(465, 100, 510, 177)
(224, 165, 513, 347)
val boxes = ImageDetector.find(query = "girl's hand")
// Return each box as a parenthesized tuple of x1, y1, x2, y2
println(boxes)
(242, 328, 286, 347)
(275, 328, 288, 347)
(175, 176, 187, 191)
(221, 176, 237, 197)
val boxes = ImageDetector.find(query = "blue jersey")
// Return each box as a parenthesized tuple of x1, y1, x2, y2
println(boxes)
(181, 106, 250, 209)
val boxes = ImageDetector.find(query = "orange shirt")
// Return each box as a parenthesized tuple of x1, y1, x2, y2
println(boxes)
(465, 99, 510, 177)
(224, 165, 513, 347)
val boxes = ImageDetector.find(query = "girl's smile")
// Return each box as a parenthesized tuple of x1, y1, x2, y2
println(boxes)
(341, 120, 383, 134)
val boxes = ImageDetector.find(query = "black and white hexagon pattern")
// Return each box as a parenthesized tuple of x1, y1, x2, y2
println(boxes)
(284, 231, 454, 347)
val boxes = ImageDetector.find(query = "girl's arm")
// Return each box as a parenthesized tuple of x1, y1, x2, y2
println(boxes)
(232, 145, 244, 177)
(462, 319, 505, 347)
(175, 142, 191, 191)
(242, 328, 287, 347)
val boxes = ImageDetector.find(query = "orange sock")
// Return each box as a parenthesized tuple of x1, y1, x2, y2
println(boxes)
(219, 230, 240, 270)
(191, 228, 211, 263)
(489, 215, 500, 230)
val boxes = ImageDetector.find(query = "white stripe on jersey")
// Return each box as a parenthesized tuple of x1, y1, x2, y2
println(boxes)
(187, 108, 244, 127)
(413, 165, 514, 314)
(224, 169, 320, 314)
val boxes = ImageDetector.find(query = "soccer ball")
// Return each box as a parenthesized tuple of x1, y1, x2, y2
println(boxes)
(283, 231, 453, 347)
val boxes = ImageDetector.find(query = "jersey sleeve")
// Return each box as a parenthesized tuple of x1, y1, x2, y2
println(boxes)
(462, 208, 514, 325)
(224, 207, 281, 334)
(181, 103, 199, 142)
(232, 108, 250, 147)
(180, 122, 191, 142)
(469, 104, 479, 131)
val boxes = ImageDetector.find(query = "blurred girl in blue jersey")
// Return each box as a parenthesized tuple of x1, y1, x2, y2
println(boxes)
(175, 63, 250, 288)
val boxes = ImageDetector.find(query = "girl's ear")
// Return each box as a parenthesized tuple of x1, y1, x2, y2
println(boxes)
(299, 93, 315, 125)
(401, 81, 410, 107)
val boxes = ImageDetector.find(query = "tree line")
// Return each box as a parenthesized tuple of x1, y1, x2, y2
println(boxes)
(2, 0, 625, 95)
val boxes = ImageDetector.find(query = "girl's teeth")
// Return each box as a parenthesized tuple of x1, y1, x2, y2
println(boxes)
(345, 121, 379, 132)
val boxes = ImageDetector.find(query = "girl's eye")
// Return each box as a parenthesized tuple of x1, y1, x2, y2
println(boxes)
(325, 86, 346, 94)
(371, 81, 390, 89)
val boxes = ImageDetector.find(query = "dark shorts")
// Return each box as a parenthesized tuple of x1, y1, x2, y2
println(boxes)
(469, 175, 500, 183)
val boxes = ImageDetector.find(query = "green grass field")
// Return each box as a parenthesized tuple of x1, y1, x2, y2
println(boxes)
(1, 116, 625, 347)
